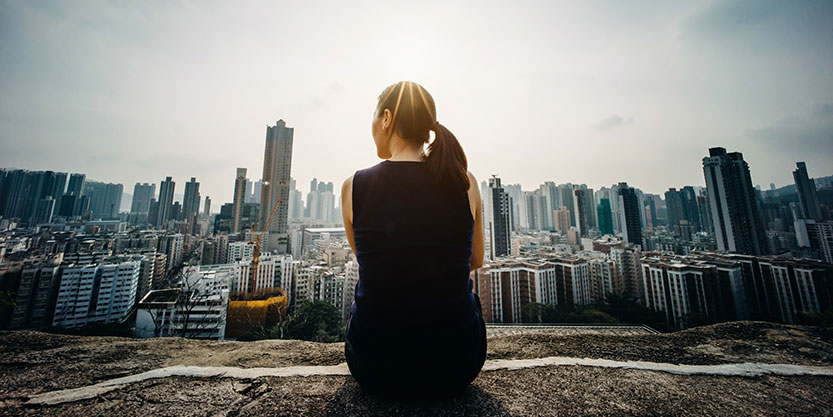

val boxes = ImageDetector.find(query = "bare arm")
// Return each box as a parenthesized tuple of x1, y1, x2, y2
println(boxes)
(468, 172, 485, 271)
(341, 175, 357, 256)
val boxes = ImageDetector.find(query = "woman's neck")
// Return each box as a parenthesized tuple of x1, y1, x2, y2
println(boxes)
(387, 135, 424, 161)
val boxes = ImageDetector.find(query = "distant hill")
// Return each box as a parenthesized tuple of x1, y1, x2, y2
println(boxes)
(770, 174, 833, 196)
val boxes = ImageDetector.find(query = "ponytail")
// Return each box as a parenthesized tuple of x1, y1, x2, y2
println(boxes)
(376, 81, 471, 194)
(426, 121, 470, 194)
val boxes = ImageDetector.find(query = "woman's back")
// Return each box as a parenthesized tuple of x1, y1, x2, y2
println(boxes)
(350, 159, 477, 331)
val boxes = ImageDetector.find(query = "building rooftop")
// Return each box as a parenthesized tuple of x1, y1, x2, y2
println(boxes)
(2, 321, 832, 416)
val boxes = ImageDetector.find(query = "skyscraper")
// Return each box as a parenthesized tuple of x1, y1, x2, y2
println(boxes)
(182, 177, 200, 221)
(232, 168, 247, 233)
(793, 162, 822, 221)
(559, 184, 577, 227)
(488, 175, 511, 259)
(259, 119, 294, 252)
(131, 183, 156, 214)
(617, 182, 643, 248)
(66, 173, 86, 197)
(665, 188, 684, 227)
(573, 189, 590, 237)
(83, 181, 123, 220)
(597, 198, 614, 236)
(156, 176, 176, 227)
(51, 172, 67, 215)
(288, 177, 303, 220)
(204, 196, 211, 217)
(702, 147, 769, 256)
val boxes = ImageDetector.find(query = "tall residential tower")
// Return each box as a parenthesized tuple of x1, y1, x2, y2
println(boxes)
(702, 147, 769, 256)
(259, 120, 294, 253)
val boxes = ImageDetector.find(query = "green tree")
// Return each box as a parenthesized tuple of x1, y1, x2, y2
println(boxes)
(0, 291, 15, 329)
(578, 309, 617, 324)
(521, 302, 548, 323)
(283, 300, 344, 342)
(796, 310, 833, 328)
(601, 293, 669, 332)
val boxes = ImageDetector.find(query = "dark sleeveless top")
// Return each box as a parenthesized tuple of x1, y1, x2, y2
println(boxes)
(349, 160, 477, 332)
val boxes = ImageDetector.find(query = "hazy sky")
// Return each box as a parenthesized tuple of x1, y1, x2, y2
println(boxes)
(1, 0, 832, 209)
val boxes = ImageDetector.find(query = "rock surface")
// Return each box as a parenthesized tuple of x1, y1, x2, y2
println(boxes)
(1, 321, 832, 416)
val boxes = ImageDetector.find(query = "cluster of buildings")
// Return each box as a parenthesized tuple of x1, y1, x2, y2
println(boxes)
(2, 116, 832, 337)
(475, 147, 831, 328)
(0, 119, 356, 339)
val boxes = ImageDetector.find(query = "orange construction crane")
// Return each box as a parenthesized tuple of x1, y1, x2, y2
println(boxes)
(247, 186, 284, 293)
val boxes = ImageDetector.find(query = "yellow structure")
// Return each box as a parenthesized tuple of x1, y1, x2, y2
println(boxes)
(225, 287, 288, 339)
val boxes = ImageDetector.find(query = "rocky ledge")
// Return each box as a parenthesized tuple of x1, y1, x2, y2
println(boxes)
(1, 321, 832, 416)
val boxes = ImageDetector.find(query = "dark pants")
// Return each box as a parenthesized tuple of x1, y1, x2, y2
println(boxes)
(344, 294, 488, 401)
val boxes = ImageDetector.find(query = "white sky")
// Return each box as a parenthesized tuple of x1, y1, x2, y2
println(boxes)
(1, 0, 831, 209)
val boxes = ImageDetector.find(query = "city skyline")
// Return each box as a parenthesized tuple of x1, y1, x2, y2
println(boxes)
(1, 1, 831, 205)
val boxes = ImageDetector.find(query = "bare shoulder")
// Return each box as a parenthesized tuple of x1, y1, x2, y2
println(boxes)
(467, 170, 477, 184)
(341, 175, 354, 201)
(467, 171, 479, 197)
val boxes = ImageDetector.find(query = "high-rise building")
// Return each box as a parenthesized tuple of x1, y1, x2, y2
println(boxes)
(559, 184, 577, 227)
(253, 180, 263, 204)
(172, 201, 182, 221)
(10, 256, 63, 329)
(204, 196, 212, 217)
(156, 176, 176, 227)
(554, 206, 571, 234)
(597, 199, 614, 236)
(611, 246, 642, 301)
(666, 187, 701, 232)
(51, 172, 67, 199)
(303, 178, 336, 222)
(52, 260, 140, 328)
(288, 177, 303, 220)
(617, 182, 643, 248)
(259, 120, 294, 252)
(51, 172, 67, 215)
(488, 176, 511, 259)
(702, 147, 769, 256)
(66, 173, 86, 197)
(573, 189, 589, 237)
(522, 191, 546, 230)
(697, 195, 713, 234)
(182, 177, 200, 223)
(793, 162, 822, 221)
(232, 168, 247, 233)
(131, 183, 156, 214)
(504, 183, 523, 230)
(83, 181, 123, 220)
(795, 219, 833, 264)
